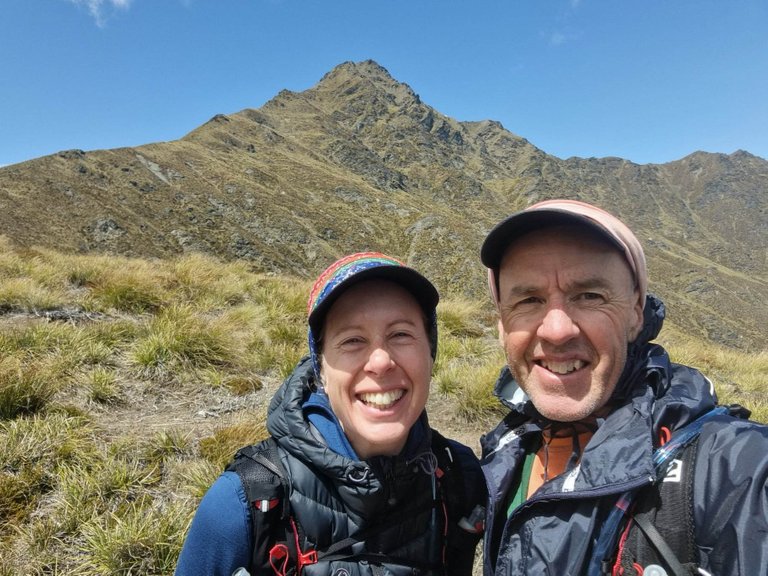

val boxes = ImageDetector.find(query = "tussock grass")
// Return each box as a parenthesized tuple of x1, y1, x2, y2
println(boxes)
(659, 325, 768, 423)
(170, 253, 254, 308)
(131, 304, 235, 377)
(78, 501, 191, 575)
(1, 240, 765, 574)
(0, 356, 59, 419)
(0, 413, 98, 539)
(437, 299, 489, 338)
(166, 458, 221, 499)
(85, 367, 122, 404)
(85, 259, 169, 314)
(433, 300, 504, 419)
(198, 418, 270, 470)
(0, 277, 65, 312)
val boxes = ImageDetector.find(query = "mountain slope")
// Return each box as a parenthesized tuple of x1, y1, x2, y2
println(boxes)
(1, 60, 766, 349)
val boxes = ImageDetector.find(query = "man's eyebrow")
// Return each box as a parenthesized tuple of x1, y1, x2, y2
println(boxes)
(500, 285, 540, 299)
(502, 277, 614, 298)
(568, 277, 613, 291)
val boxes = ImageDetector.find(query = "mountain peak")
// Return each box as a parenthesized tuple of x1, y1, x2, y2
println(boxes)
(319, 60, 396, 86)
(314, 59, 420, 105)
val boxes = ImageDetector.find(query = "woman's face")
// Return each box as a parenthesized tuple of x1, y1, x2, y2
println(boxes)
(319, 280, 433, 459)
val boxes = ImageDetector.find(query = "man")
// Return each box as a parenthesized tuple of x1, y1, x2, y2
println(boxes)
(479, 199, 768, 576)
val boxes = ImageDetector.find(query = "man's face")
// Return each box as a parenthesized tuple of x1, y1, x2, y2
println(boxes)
(496, 226, 644, 422)
(320, 280, 433, 459)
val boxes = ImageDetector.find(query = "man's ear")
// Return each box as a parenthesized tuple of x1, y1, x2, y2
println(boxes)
(497, 318, 506, 347)
(628, 294, 644, 342)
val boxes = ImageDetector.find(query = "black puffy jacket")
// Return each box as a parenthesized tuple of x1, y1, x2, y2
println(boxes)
(265, 357, 485, 576)
(481, 295, 768, 576)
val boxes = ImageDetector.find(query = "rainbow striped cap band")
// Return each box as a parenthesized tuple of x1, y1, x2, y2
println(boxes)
(307, 251, 439, 334)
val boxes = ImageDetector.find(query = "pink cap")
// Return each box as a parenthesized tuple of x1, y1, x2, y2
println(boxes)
(481, 199, 647, 309)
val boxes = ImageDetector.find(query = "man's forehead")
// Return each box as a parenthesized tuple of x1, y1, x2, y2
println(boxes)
(499, 224, 626, 266)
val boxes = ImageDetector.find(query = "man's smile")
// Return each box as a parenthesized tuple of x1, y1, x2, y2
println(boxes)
(536, 359, 586, 375)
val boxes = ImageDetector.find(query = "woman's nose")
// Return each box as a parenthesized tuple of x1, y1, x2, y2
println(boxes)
(365, 347, 395, 375)
(536, 306, 579, 345)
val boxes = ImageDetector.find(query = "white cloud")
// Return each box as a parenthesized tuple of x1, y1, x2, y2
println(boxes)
(549, 32, 568, 46)
(68, 0, 132, 27)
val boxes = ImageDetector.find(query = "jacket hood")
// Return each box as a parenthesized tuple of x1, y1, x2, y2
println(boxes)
(267, 356, 366, 477)
(266, 356, 435, 516)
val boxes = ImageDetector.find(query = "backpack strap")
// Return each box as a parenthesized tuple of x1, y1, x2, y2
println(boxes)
(226, 437, 294, 575)
(431, 430, 486, 576)
(591, 406, 728, 575)
(613, 437, 699, 575)
(315, 496, 441, 566)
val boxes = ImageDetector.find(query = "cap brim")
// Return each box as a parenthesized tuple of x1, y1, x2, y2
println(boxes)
(480, 209, 626, 271)
(307, 265, 439, 334)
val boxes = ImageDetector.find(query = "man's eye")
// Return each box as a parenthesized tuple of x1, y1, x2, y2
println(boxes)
(578, 292, 604, 302)
(517, 297, 542, 306)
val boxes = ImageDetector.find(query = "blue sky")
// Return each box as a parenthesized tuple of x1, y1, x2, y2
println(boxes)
(2, 0, 767, 167)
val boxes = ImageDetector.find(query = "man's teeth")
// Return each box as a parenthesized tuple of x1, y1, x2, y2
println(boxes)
(541, 360, 585, 374)
(360, 390, 404, 408)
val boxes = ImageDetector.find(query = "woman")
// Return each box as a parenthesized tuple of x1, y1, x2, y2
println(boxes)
(175, 252, 486, 576)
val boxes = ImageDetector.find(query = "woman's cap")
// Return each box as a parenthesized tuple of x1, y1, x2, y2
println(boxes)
(307, 252, 439, 381)
(307, 252, 439, 333)
(481, 199, 647, 308)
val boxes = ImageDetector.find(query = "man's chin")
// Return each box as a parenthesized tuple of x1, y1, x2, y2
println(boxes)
(531, 397, 598, 423)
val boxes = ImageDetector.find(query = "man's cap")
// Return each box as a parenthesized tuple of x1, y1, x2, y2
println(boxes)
(481, 199, 647, 307)
(307, 252, 439, 382)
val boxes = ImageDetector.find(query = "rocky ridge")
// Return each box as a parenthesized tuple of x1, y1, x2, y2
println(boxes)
(0, 60, 766, 349)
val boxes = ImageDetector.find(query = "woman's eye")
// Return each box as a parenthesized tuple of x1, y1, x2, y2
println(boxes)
(391, 331, 414, 340)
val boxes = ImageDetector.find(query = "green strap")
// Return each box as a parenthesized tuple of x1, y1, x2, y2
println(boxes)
(507, 448, 537, 516)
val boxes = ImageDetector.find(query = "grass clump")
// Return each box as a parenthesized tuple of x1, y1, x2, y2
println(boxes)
(78, 501, 192, 575)
(660, 326, 768, 423)
(86, 367, 122, 404)
(0, 413, 98, 538)
(167, 458, 221, 499)
(199, 418, 270, 470)
(84, 257, 169, 314)
(246, 278, 308, 379)
(437, 299, 488, 338)
(170, 253, 254, 308)
(0, 277, 65, 312)
(0, 356, 61, 419)
(131, 304, 236, 377)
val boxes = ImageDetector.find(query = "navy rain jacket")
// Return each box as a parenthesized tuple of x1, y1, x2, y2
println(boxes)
(481, 295, 768, 576)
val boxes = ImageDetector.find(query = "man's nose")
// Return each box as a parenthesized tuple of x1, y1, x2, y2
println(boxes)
(537, 306, 579, 345)
(365, 347, 395, 375)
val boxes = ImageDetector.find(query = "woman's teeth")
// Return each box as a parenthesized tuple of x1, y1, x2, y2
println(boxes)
(360, 390, 404, 409)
